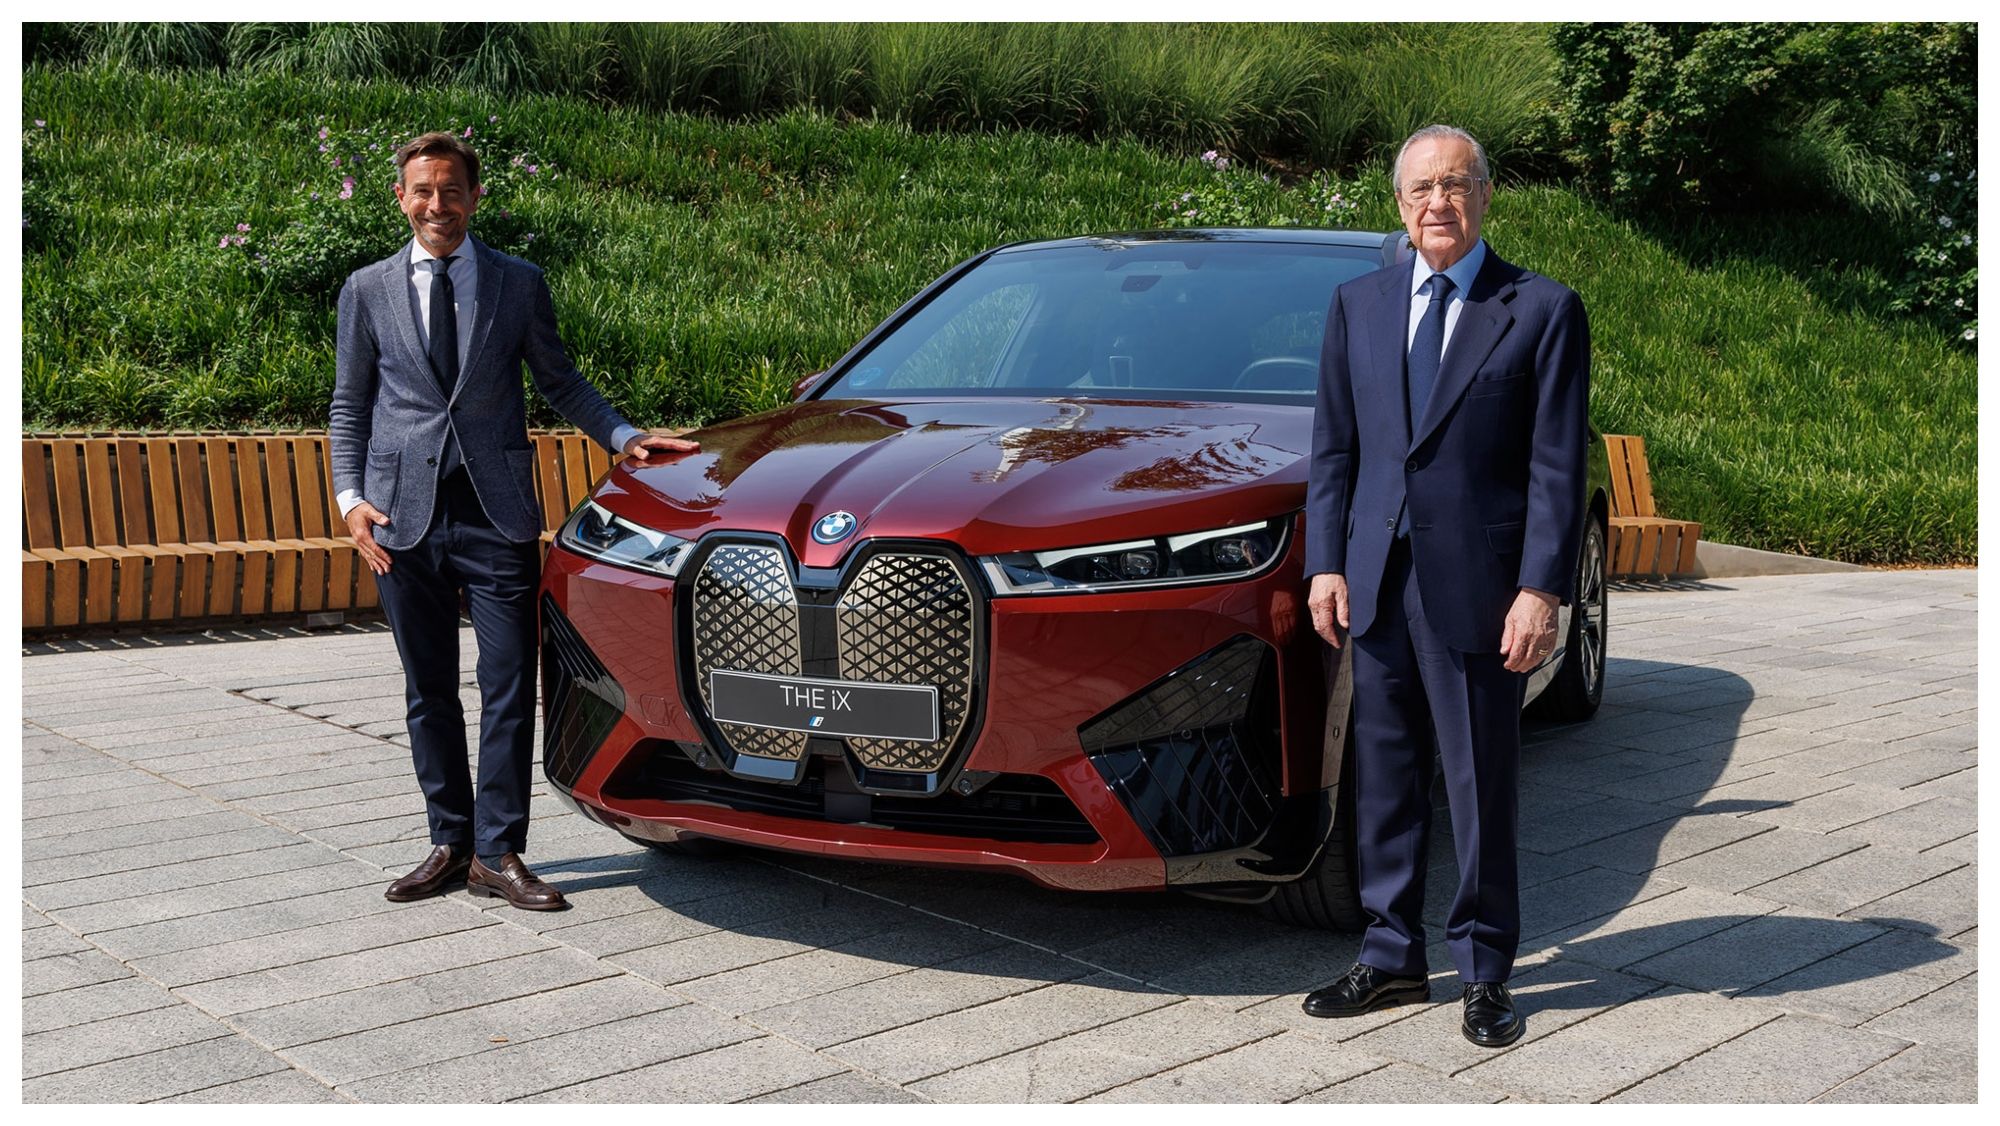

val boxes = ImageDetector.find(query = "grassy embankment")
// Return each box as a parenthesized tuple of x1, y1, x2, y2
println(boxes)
(22, 67, 1973, 563)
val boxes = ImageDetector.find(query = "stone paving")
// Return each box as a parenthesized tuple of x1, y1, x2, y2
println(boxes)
(19, 570, 1977, 1102)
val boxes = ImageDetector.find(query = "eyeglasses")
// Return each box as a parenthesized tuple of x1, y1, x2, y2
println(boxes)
(1398, 175, 1487, 205)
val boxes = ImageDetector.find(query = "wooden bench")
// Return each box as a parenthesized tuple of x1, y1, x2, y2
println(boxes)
(22, 430, 622, 632)
(1604, 433, 1701, 578)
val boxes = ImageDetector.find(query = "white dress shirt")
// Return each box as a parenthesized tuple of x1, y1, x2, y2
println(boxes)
(1406, 238, 1488, 356)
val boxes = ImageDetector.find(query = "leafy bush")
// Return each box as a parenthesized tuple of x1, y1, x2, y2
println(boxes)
(1891, 147, 1977, 342)
(1542, 22, 1976, 216)
(1156, 149, 1386, 230)
(228, 114, 556, 301)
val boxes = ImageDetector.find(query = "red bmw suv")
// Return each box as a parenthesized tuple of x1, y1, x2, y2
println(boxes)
(539, 229, 1609, 929)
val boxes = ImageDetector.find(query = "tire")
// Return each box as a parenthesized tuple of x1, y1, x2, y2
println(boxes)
(1529, 517, 1608, 722)
(1264, 723, 1367, 932)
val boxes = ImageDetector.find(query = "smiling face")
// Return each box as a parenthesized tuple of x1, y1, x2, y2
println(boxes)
(394, 153, 478, 258)
(1395, 133, 1492, 272)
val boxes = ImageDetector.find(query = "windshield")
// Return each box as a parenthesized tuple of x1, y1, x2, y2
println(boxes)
(821, 240, 1384, 402)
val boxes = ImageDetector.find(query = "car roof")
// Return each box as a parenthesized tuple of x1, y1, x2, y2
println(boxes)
(990, 227, 1401, 255)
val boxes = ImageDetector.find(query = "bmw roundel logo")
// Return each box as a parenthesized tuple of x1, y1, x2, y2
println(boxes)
(812, 511, 858, 545)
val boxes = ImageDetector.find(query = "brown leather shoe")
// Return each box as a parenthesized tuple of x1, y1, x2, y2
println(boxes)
(467, 853, 568, 911)
(385, 844, 471, 902)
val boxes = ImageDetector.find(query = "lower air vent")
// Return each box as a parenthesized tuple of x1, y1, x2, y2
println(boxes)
(604, 747, 1097, 845)
(541, 596, 627, 789)
(1077, 635, 1282, 858)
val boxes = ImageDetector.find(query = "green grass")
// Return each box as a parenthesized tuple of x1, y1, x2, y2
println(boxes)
(30, 22, 1558, 167)
(20, 66, 1974, 564)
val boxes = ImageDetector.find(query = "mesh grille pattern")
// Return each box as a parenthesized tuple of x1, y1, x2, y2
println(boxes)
(1079, 636, 1281, 857)
(541, 596, 626, 790)
(837, 553, 976, 773)
(691, 544, 808, 762)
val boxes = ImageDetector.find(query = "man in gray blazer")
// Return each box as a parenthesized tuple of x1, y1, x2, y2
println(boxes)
(330, 130, 696, 910)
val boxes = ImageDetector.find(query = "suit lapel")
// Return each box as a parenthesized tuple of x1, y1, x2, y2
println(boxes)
(1409, 252, 1516, 452)
(453, 237, 507, 403)
(1370, 261, 1415, 444)
(381, 242, 446, 407)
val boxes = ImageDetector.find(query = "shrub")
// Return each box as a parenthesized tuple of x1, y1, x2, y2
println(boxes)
(234, 114, 556, 301)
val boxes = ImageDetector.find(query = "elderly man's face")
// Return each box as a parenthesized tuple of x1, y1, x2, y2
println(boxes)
(394, 153, 478, 258)
(1396, 134, 1491, 271)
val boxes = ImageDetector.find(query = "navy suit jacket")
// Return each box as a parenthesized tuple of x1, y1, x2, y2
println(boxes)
(1305, 247, 1590, 653)
(330, 237, 635, 551)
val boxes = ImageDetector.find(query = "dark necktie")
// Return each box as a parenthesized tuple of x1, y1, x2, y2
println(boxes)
(1397, 272, 1455, 537)
(428, 255, 459, 393)
(1407, 272, 1454, 431)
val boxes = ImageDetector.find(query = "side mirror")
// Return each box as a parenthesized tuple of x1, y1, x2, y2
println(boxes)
(791, 371, 826, 401)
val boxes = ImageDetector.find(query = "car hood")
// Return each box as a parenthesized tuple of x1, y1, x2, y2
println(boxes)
(592, 397, 1310, 568)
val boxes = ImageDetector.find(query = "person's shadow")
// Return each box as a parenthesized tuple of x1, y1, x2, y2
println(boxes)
(527, 653, 1956, 1020)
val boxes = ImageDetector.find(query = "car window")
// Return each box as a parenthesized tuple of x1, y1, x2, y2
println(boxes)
(885, 283, 1036, 389)
(828, 241, 1379, 402)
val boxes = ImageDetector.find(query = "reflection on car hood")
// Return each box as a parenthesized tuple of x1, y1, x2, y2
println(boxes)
(593, 397, 1310, 567)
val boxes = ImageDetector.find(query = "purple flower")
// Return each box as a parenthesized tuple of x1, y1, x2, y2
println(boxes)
(488, 115, 498, 122)
(1180, 192, 1192, 201)
(34, 119, 45, 128)
(338, 176, 355, 200)
(229, 235, 246, 247)
(527, 164, 538, 174)
(369, 143, 379, 151)
(318, 143, 329, 153)
(332, 156, 343, 167)
(311, 191, 320, 200)
(478, 184, 489, 196)
(236, 223, 251, 233)
(219, 236, 231, 248)
(524, 233, 537, 243)
(318, 126, 329, 140)
(511, 154, 524, 166)
(463, 126, 474, 138)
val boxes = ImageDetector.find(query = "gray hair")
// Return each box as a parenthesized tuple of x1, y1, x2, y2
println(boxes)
(1392, 125, 1490, 193)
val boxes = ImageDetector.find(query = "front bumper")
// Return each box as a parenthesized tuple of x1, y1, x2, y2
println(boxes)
(539, 530, 1329, 893)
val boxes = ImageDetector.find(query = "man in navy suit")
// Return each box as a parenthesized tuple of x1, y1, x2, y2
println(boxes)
(331, 131, 697, 911)
(1301, 125, 1589, 1047)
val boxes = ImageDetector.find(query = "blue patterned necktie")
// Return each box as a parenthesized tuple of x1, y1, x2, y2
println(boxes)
(1397, 272, 1455, 537)
(428, 255, 459, 393)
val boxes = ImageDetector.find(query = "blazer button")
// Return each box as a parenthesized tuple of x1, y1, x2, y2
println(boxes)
(1406, 459, 1419, 473)
(425, 456, 437, 466)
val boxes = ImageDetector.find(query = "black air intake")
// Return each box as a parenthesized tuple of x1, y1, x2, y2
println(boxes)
(541, 596, 627, 790)
(605, 748, 1098, 845)
(1078, 635, 1282, 858)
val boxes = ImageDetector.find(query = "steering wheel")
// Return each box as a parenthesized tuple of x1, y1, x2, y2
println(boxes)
(1233, 356, 1319, 391)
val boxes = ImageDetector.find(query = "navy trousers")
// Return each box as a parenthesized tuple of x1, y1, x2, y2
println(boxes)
(1350, 536, 1526, 984)
(374, 470, 541, 856)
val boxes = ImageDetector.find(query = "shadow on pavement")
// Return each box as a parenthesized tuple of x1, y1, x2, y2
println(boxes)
(534, 654, 1957, 1005)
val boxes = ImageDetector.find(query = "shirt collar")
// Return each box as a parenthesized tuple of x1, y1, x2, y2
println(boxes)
(409, 237, 473, 268)
(1410, 238, 1487, 298)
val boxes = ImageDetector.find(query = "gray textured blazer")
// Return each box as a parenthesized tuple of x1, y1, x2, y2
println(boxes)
(330, 237, 634, 551)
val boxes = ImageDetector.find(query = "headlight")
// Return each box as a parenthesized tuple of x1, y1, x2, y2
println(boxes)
(557, 500, 695, 578)
(980, 517, 1290, 595)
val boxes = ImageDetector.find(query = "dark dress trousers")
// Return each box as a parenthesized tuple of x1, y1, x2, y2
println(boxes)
(1305, 248, 1589, 984)
(330, 237, 636, 856)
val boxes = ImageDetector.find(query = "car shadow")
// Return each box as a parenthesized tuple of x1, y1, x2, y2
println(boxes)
(541, 654, 1958, 1009)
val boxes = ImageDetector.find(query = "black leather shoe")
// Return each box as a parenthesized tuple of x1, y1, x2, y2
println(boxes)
(1461, 982, 1524, 1047)
(1302, 963, 1431, 1018)
(384, 844, 470, 902)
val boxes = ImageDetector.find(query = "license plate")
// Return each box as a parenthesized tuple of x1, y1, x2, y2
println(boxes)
(708, 670, 940, 742)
